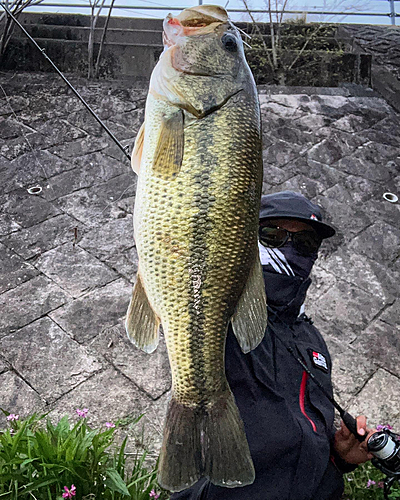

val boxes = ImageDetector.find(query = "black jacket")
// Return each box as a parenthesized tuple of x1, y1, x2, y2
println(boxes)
(170, 270, 347, 500)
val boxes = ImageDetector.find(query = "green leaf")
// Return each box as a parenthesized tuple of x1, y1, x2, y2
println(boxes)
(105, 468, 130, 496)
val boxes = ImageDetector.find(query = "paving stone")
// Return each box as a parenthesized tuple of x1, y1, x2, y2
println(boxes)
(0, 371, 45, 417)
(66, 109, 105, 136)
(324, 174, 380, 204)
(0, 188, 61, 228)
(49, 367, 154, 428)
(0, 242, 39, 293)
(89, 324, 171, 400)
(348, 369, 400, 429)
(379, 299, 400, 327)
(0, 275, 68, 336)
(35, 243, 118, 298)
(348, 221, 400, 264)
(0, 211, 21, 236)
(363, 196, 400, 231)
(1, 214, 84, 260)
(291, 158, 346, 190)
(49, 278, 132, 344)
(4, 150, 75, 193)
(330, 113, 381, 133)
(0, 317, 103, 403)
(326, 338, 376, 406)
(313, 279, 388, 337)
(56, 173, 136, 228)
(107, 107, 144, 132)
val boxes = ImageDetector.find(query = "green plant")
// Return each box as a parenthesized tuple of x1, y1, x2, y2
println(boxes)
(344, 461, 400, 499)
(0, 410, 168, 500)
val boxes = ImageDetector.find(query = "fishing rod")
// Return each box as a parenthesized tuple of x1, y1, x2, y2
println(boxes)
(0, 2, 131, 162)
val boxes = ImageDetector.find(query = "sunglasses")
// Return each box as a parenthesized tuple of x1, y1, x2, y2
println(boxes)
(259, 225, 322, 255)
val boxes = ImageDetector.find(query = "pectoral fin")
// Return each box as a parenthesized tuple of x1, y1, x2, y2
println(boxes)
(153, 109, 184, 180)
(131, 123, 145, 175)
(125, 273, 160, 353)
(231, 256, 267, 353)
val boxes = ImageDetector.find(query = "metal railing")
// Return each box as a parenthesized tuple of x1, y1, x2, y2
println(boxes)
(24, 1, 400, 25)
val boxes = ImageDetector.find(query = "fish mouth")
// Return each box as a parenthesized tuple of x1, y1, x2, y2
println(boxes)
(163, 6, 229, 47)
(184, 88, 244, 120)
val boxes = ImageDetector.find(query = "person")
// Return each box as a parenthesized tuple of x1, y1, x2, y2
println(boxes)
(170, 190, 376, 500)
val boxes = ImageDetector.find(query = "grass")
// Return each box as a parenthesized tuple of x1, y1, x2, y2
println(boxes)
(0, 410, 169, 500)
(344, 461, 400, 499)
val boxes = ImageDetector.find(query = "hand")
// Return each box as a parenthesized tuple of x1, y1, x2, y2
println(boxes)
(333, 415, 376, 465)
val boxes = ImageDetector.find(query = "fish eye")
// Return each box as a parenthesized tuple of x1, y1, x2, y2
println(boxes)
(221, 33, 237, 52)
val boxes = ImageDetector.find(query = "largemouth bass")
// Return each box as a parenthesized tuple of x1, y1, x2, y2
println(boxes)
(126, 5, 267, 492)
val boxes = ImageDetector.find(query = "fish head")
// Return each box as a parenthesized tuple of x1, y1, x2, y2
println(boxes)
(163, 6, 243, 78)
(151, 5, 254, 117)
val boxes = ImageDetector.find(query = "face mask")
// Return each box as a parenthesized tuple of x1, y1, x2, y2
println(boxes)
(259, 240, 317, 278)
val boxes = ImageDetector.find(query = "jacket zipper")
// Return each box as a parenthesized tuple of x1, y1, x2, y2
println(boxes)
(299, 371, 317, 432)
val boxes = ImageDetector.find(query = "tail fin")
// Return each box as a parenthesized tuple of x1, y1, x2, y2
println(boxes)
(157, 392, 255, 492)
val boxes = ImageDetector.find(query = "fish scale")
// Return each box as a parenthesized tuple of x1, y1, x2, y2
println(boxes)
(126, 5, 267, 492)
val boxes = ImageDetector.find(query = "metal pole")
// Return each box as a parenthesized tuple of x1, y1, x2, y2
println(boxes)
(0, 2, 131, 162)
(389, 0, 396, 25)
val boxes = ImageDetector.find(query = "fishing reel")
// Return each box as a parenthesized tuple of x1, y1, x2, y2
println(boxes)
(367, 428, 400, 499)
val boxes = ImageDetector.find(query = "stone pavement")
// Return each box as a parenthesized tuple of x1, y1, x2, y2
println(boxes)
(0, 72, 399, 454)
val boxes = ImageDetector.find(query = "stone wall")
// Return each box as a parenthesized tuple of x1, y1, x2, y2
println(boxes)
(0, 72, 399, 450)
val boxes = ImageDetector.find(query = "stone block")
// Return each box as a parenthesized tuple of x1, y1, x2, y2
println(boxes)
(49, 278, 132, 344)
(314, 194, 371, 242)
(335, 142, 399, 183)
(48, 136, 110, 159)
(0, 188, 61, 228)
(49, 367, 154, 428)
(0, 275, 68, 336)
(348, 369, 400, 430)
(313, 279, 387, 337)
(31, 117, 86, 146)
(327, 338, 376, 406)
(291, 157, 346, 190)
(0, 242, 39, 293)
(379, 300, 400, 327)
(78, 215, 134, 261)
(89, 324, 171, 400)
(105, 246, 139, 283)
(0, 357, 9, 374)
(352, 316, 400, 378)
(0, 317, 103, 403)
(307, 130, 362, 166)
(35, 243, 118, 298)
(262, 140, 302, 168)
(2, 214, 84, 260)
(0, 117, 34, 140)
(319, 248, 397, 303)
(0, 371, 45, 417)
(348, 221, 400, 264)
(276, 174, 326, 200)
(4, 150, 75, 194)
(56, 173, 136, 228)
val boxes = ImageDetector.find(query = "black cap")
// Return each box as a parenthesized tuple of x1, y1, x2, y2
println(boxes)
(259, 191, 336, 239)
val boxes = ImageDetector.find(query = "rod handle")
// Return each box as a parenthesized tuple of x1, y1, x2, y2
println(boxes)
(342, 411, 365, 442)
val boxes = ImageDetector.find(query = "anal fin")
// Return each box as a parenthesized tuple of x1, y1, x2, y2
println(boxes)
(231, 255, 267, 353)
(125, 273, 160, 353)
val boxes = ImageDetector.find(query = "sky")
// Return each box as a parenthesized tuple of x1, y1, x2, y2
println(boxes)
(25, 0, 398, 25)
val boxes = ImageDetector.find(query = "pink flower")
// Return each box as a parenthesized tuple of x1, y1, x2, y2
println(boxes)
(377, 481, 384, 489)
(62, 484, 76, 498)
(6, 414, 19, 421)
(366, 479, 376, 488)
(149, 490, 160, 499)
(105, 422, 115, 428)
(76, 408, 88, 418)
(376, 424, 393, 431)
